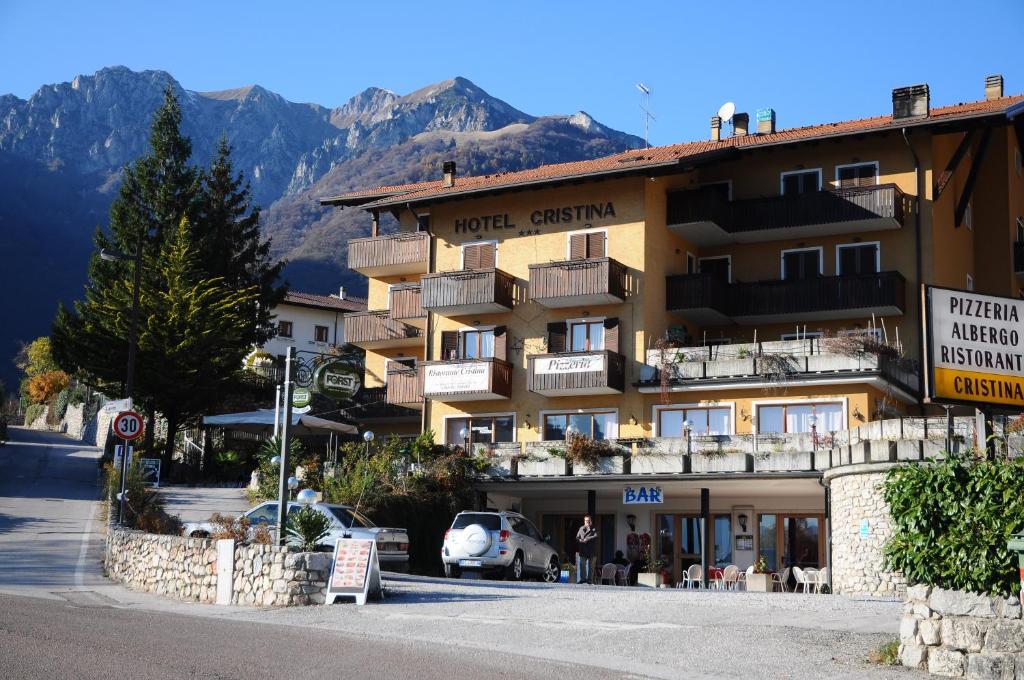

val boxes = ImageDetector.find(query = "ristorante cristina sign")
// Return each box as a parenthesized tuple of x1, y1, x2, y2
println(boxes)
(923, 285, 1024, 407)
(423, 362, 490, 394)
(454, 202, 616, 233)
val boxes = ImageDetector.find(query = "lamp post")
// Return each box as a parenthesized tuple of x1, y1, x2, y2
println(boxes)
(363, 430, 375, 458)
(808, 414, 819, 469)
(100, 243, 143, 527)
(565, 423, 580, 440)
(459, 427, 470, 453)
(683, 419, 694, 457)
(287, 476, 299, 501)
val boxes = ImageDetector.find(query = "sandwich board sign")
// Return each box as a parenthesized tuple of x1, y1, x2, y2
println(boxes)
(922, 285, 1024, 408)
(325, 538, 383, 605)
(140, 458, 161, 487)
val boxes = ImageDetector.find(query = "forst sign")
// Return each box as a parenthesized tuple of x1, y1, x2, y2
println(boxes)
(923, 286, 1024, 407)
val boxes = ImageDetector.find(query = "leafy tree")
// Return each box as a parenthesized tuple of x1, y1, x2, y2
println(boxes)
(26, 370, 69, 404)
(14, 337, 59, 377)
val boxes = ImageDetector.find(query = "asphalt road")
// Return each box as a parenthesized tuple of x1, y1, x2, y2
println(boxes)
(0, 593, 626, 680)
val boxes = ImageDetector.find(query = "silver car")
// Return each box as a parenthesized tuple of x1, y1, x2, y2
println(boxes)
(182, 501, 410, 572)
(442, 511, 559, 582)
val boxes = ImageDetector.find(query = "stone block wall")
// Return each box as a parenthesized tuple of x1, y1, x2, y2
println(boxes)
(106, 528, 331, 607)
(900, 584, 1023, 676)
(826, 464, 907, 597)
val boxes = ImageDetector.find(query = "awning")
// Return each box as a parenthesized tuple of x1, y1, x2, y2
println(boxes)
(202, 409, 358, 436)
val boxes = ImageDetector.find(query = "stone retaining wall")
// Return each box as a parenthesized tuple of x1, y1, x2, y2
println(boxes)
(105, 528, 331, 606)
(900, 584, 1023, 677)
(824, 463, 906, 597)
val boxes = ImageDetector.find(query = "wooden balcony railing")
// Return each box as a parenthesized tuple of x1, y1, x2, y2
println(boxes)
(385, 366, 422, 406)
(667, 184, 907, 244)
(344, 310, 423, 348)
(528, 257, 627, 308)
(421, 268, 515, 315)
(527, 350, 625, 396)
(666, 271, 906, 322)
(390, 284, 425, 322)
(347, 231, 430, 276)
(419, 358, 513, 401)
(348, 386, 420, 421)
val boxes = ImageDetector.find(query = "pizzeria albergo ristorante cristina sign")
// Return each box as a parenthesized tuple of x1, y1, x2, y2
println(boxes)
(423, 362, 490, 393)
(924, 286, 1024, 407)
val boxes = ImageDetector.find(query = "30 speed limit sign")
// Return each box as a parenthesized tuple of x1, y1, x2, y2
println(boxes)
(113, 411, 144, 441)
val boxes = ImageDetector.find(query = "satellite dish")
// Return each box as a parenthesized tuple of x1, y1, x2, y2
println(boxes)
(717, 101, 736, 123)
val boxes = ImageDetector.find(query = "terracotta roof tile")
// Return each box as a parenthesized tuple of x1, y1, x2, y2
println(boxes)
(282, 291, 367, 312)
(326, 95, 1023, 209)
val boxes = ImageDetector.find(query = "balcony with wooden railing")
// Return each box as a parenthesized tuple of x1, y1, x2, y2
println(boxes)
(666, 271, 906, 324)
(347, 231, 430, 277)
(347, 386, 420, 423)
(344, 310, 423, 349)
(390, 283, 426, 327)
(528, 257, 627, 308)
(385, 365, 422, 407)
(421, 268, 515, 316)
(419, 358, 513, 402)
(527, 350, 625, 397)
(666, 184, 908, 246)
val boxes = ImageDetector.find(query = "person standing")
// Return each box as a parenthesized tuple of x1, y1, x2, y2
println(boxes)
(575, 515, 598, 584)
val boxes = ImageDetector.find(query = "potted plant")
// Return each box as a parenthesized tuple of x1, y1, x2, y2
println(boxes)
(746, 554, 773, 592)
(637, 544, 667, 588)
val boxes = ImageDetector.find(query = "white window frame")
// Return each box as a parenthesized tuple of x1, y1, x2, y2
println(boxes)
(698, 255, 732, 282)
(565, 227, 608, 259)
(779, 168, 822, 194)
(460, 239, 498, 269)
(833, 161, 880, 188)
(538, 407, 619, 441)
(835, 241, 881, 275)
(443, 412, 517, 445)
(566, 316, 606, 352)
(652, 402, 736, 437)
(751, 397, 848, 434)
(780, 246, 824, 278)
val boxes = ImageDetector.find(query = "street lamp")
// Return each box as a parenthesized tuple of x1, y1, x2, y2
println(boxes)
(270, 455, 281, 466)
(363, 430, 374, 458)
(101, 242, 144, 527)
(565, 423, 580, 440)
(808, 414, 819, 464)
(459, 426, 470, 452)
(287, 475, 299, 501)
(296, 488, 317, 505)
(683, 418, 694, 456)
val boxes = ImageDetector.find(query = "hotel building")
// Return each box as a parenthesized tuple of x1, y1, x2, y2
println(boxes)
(324, 77, 1024, 592)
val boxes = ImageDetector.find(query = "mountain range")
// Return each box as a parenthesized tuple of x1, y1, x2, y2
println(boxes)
(0, 66, 643, 390)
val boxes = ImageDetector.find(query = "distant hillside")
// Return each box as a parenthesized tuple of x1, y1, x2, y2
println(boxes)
(0, 67, 643, 390)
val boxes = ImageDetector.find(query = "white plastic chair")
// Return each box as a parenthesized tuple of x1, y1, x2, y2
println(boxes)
(721, 565, 739, 591)
(772, 566, 791, 592)
(804, 568, 819, 594)
(599, 563, 618, 585)
(792, 566, 810, 593)
(737, 565, 754, 591)
(815, 567, 829, 594)
(682, 564, 702, 589)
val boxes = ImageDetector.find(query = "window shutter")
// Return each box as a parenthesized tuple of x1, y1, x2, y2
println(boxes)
(856, 165, 877, 187)
(838, 167, 855, 189)
(492, 325, 507, 360)
(479, 243, 496, 269)
(603, 318, 619, 353)
(463, 244, 481, 270)
(569, 233, 586, 260)
(440, 331, 458, 360)
(586, 232, 606, 258)
(547, 321, 567, 353)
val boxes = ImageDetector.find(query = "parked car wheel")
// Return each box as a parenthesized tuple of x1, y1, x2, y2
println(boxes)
(504, 552, 524, 581)
(542, 557, 560, 583)
(189, 530, 210, 538)
(444, 563, 461, 579)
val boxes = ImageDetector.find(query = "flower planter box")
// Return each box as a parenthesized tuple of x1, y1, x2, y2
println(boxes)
(704, 358, 756, 378)
(572, 456, 624, 476)
(631, 453, 686, 474)
(516, 455, 567, 477)
(746, 573, 772, 592)
(753, 451, 814, 472)
(637, 572, 664, 588)
(690, 452, 753, 473)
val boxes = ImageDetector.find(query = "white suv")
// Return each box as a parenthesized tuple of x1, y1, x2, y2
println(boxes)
(442, 511, 559, 582)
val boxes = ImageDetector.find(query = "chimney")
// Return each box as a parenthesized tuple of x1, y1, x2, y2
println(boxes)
(710, 115, 722, 142)
(892, 84, 930, 120)
(442, 161, 457, 188)
(756, 108, 776, 135)
(338, 286, 345, 300)
(732, 112, 749, 137)
(985, 74, 1004, 101)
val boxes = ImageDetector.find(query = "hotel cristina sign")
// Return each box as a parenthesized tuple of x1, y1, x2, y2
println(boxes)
(923, 286, 1024, 407)
(535, 353, 605, 375)
(423, 362, 489, 393)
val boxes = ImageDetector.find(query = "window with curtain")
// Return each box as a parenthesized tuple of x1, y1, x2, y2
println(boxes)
(658, 407, 731, 437)
(461, 329, 494, 359)
(569, 321, 604, 351)
(543, 411, 615, 440)
(756, 403, 843, 433)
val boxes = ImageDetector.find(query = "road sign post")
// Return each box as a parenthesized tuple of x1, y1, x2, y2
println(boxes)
(113, 411, 144, 525)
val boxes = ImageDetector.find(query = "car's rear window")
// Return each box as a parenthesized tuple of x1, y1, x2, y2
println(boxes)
(451, 513, 501, 531)
(327, 506, 375, 528)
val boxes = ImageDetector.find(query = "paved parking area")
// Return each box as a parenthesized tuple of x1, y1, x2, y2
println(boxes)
(159, 485, 249, 522)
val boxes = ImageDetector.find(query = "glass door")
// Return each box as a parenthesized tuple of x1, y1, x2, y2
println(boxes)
(782, 515, 822, 569)
(656, 513, 703, 585)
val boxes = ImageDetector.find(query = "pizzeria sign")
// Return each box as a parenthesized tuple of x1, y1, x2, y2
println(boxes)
(534, 353, 605, 375)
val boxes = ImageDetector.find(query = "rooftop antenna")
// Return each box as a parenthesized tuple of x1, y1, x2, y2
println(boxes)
(636, 82, 656, 148)
(717, 101, 736, 135)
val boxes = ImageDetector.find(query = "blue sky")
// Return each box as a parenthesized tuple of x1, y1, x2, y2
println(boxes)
(1, 0, 1022, 145)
